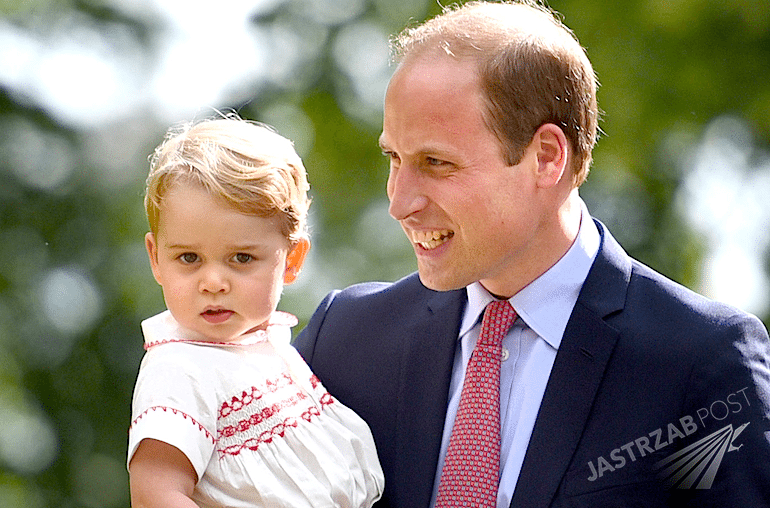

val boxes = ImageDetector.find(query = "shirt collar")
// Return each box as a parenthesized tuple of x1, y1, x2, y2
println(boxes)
(460, 199, 600, 349)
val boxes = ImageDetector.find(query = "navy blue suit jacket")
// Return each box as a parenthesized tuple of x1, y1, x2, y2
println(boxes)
(294, 221, 770, 507)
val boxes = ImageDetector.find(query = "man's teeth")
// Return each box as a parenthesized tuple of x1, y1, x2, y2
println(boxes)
(411, 230, 452, 250)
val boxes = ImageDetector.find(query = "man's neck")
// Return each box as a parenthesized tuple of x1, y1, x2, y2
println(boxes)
(479, 189, 583, 299)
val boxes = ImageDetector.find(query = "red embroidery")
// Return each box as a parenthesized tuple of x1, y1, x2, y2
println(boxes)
(219, 373, 294, 418)
(218, 392, 308, 439)
(216, 376, 336, 457)
(130, 406, 215, 444)
(217, 406, 323, 457)
(144, 335, 269, 350)
(319, 392, 334, 406)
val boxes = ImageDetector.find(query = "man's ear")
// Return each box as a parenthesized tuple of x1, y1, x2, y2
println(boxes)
(532, 123, 569, 189)
(284, 237, 310, 284)
(145, 232, 163, 286)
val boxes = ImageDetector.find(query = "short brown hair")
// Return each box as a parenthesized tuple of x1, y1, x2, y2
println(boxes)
(145, 114, 311, 242)
(392, 0, 599, 186)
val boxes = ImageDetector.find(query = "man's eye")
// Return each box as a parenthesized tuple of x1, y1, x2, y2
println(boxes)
(179, 253, 198, 264)
(383, 151, 400, 163)
(234, 253, 253, 264)
(426, 157, 445, 166)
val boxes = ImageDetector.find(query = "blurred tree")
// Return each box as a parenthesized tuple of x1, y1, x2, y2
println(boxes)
(0, 0, 768, 505)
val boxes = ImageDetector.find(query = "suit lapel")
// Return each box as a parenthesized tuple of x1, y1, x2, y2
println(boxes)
(511, 221, 632, 507)
(391, 287, 465, 508)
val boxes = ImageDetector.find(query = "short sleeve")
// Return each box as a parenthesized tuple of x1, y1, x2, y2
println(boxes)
(127, 344, 218, 481)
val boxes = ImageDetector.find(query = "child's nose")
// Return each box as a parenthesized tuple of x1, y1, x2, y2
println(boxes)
(198, 266, 230, 294)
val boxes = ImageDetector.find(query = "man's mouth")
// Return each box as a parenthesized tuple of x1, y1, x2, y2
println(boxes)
(201, 308, 235, 324)
(410, 229, 453, 250)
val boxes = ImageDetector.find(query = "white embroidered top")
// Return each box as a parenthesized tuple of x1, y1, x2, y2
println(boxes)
(127, 310, 384, 508)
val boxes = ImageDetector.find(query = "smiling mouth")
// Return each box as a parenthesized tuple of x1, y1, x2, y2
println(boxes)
(410, 229, 454, 250)
(201, 309, 234, 324)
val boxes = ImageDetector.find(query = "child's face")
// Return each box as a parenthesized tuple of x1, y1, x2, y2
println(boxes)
(145, 181, 309, 342)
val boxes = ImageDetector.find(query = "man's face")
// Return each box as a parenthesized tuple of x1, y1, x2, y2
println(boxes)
(380, 55, 547, 298)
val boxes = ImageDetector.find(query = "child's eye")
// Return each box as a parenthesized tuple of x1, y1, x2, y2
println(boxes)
(179, 252, 199, 264)
(233, 253, 253, 264)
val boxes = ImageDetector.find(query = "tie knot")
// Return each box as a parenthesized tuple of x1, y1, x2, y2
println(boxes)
(479, 300, 517, 347)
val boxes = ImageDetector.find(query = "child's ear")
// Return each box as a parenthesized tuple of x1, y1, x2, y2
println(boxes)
(145, 232, 163, 286)
(284, 237, 310, 284)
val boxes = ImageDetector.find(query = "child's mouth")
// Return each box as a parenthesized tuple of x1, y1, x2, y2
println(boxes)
(201, 309, 234, 324)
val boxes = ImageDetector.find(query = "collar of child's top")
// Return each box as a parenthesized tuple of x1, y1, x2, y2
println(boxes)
(140, 310, 298, 350)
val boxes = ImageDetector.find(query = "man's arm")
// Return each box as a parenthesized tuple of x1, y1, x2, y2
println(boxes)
(678, 312, 770, 506)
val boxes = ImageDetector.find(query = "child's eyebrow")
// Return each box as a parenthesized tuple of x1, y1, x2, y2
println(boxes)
(165, 243, 197, 250)
(224, 242, 272, 250)
(163, 242, 274, 251)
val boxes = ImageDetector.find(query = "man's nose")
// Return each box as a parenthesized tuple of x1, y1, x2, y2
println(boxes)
(387, 165, 429, 220)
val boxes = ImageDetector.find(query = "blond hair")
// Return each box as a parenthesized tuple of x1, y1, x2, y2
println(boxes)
(392, 0, 599, 186)
(145, 115, 310, 243)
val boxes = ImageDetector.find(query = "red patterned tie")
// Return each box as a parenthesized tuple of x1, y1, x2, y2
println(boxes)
(435, 300, 517, 508)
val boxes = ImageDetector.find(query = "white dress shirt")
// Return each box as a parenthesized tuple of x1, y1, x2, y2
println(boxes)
(430, 200, 600, 508)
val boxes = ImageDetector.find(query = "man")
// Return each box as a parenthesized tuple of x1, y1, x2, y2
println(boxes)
(294, 1, 770, 506)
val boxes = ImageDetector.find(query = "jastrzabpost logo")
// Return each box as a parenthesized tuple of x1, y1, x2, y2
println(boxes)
(654, 421, 749, 489)
(587, 387, 751, 488)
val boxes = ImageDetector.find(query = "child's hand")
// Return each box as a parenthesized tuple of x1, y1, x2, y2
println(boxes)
(129, 438, 199, 508)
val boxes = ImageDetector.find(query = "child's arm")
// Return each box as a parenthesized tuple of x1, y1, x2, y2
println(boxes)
(129, 438, 199, 508)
